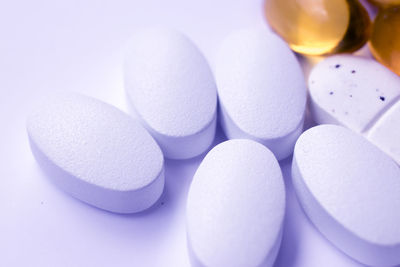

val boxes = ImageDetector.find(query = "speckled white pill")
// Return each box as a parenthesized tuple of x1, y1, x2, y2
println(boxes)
(186, 139, 285, 267)
(292, 125, 400, 267)
(124, 28, 217, 160)
(27, 93, 164, 213)
(309, 55, 400, 164)
(215, 28, 307, 160)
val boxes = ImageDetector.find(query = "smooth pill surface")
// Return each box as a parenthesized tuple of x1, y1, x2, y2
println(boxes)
(309, 55, 400, 164)
(186, 139, 285, 267)
(27, 93, 164, 213)
(124, 28, 217, 160)
(215, 29, 306, 160)
(369, 6, 400, 76)
(292, 125, 400, 267)
(265, 0, 371, 55)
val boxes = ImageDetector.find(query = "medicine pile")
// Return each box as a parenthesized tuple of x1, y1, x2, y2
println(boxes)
(264, 0, 371, 55)
(27, 0, 400, 266)
(265, 0, 400, 77)
(309, 55, 400, 165)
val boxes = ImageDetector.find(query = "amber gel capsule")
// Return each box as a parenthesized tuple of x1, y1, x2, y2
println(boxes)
(369, 6, 400, 76)
(265, 0, 371, 56)
(368, 0, 400, 7)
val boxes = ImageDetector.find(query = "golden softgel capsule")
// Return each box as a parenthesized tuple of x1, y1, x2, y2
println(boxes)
(265, 0, 371, 56)
(369, 6, 400, 76)
(368, 0, 400, 7)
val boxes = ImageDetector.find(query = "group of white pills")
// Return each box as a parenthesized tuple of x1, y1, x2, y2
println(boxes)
(27, 28, 400, 266)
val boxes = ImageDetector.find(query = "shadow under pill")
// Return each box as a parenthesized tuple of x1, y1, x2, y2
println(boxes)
(274, 157, 302, 267)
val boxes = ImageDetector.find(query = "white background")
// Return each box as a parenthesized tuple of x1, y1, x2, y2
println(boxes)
(0, 0, 367, 266)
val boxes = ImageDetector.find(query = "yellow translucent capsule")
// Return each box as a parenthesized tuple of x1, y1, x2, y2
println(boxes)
(369, 6, 400, 76)
(265, 0, 371, 56)
(368, 0, 400, 7)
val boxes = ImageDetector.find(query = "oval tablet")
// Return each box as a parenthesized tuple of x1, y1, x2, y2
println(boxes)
(186, 139, 285, 267)
(27, 93, 164, 213)
(309, 55, 400, 164)
(292, 125, 400, 266)
(215, 29, 307, 160)
(124, 28, 217, 159)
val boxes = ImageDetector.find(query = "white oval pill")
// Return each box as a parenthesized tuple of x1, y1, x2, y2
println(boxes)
(124, 28, 217, 159)
(27, 93, 164, 213)
(309, 55, 400, 164)
(215, 29, 307, 160)
(292, 124, 400, 266)
(186, 139, 285, 267)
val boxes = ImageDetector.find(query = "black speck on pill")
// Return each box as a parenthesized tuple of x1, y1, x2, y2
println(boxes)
(351, 70, 356, 74)
(376, 88, 380, 92)
(349, 94, 353, 98)
(329, 91, 334, 95)
(380, 96, 385, 101)
(335, 64, 341, 68)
